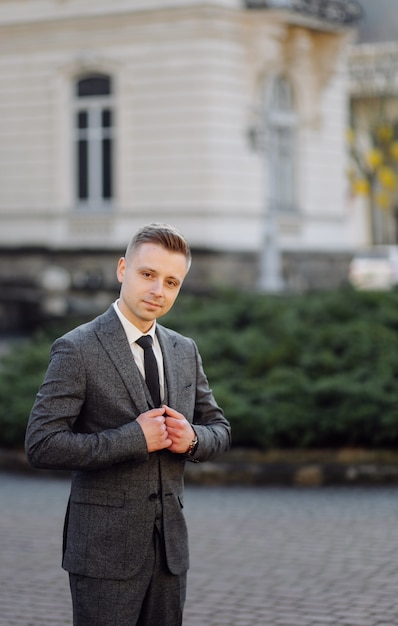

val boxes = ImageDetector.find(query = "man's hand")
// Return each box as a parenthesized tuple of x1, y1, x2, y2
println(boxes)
(136, 408, 172, 452)
(162, 404, 196, 454)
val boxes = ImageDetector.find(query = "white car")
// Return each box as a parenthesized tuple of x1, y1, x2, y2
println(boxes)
(348, 246, 398, 290)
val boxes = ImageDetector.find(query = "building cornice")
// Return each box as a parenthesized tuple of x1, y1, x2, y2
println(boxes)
(0, 0, 363, 28)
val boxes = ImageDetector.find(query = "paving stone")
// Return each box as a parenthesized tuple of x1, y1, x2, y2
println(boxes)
(2, 473, 398, 625)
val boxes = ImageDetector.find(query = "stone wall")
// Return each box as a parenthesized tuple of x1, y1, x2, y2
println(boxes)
(0, 246, 352, 333)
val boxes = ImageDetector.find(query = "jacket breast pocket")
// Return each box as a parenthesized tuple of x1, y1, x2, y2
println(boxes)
(178, 357, 195, 402)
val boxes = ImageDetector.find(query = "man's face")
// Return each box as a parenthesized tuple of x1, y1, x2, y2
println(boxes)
(116, 242, 188, 333)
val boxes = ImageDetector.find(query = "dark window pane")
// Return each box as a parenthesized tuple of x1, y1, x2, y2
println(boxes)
(77, 75, 112, 98)
(78, 140, 88, 199)
(102, 109, 112, 128)
(77, 111, 88, 129)
(102, 138, 112, 199)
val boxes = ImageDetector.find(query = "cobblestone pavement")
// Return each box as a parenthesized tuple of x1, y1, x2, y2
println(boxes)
(1, 472, 398, 626)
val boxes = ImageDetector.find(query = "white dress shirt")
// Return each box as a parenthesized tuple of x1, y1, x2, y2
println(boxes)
(113, 300, 165, 402)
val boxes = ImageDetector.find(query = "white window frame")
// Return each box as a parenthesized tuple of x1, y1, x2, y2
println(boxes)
(73, 74, 114, 212)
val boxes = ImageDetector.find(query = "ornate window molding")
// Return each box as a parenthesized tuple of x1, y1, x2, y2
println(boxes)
(267, 76, 297, 213)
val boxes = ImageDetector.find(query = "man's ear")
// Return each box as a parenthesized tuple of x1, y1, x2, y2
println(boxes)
(116, 257, 126, 284)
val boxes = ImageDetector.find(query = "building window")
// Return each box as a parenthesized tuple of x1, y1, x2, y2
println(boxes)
(267, 77, 297, 213)
(74, 73, 114, 210)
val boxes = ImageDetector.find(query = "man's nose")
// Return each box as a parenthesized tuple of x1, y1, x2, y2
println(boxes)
(151, 280, 164, 296)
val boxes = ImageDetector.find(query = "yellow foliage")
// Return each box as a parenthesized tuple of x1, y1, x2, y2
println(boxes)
(376, 190, 391, 211)
(346, 128, 355, 146)
(365, 148, 383, 170)
(390, 141, 398, 161)
(377, 124, 394, 142)
(353, 178, 370, 195)
(377, 166, 397, 190)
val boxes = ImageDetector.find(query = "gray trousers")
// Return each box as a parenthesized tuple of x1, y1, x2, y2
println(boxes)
(69, 529, 187, 626)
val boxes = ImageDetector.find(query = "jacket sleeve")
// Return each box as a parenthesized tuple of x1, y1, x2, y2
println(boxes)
(189, 340, 232, 462)
(25, 335, 148, 471)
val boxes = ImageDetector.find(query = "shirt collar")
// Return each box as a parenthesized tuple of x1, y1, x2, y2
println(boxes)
(113, 300, 157, 345)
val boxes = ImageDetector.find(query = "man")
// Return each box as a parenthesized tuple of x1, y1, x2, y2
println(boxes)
(25, 223, 231, 626)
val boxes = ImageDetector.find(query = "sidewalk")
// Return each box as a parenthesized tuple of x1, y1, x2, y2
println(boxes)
(2, 471, 398, 625)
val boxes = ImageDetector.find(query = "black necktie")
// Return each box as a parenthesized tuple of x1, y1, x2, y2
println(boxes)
(136, 335, 161, 407)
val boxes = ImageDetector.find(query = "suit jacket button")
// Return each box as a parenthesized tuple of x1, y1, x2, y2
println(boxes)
(149, 493, 158, 501)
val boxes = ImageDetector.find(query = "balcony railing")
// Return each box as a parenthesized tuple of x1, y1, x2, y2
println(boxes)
(245, 0, 363, 25)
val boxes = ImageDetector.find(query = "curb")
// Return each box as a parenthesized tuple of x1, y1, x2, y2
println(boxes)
(186, 448, 398, 486)
(185, 458, 398, 486)
(4, 447, 398, 486)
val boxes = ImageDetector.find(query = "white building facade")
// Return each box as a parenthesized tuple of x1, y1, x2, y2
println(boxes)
(0, 0, 363, 327)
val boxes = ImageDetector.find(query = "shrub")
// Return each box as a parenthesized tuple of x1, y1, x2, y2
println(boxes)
(3, 288, 398, 450)
(165, 288, 398, 449)
(0, 333, 53, 447)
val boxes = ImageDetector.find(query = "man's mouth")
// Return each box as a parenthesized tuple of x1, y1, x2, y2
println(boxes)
(144, 300, 162, 309)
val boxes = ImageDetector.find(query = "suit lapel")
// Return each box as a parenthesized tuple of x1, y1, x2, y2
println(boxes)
(156, 325, 179, 408)
(95, 307, 149, 414)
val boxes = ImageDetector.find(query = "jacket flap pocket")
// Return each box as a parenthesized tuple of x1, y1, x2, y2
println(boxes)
(71, 488, 125, 508)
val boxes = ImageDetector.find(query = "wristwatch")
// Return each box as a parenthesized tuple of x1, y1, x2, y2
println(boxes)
(185, 434, 198, 457)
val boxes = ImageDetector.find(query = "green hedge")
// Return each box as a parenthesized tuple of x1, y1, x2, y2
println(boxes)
(163, 288, 398, 449)
(2, 288, 398, 450)
(0, 333, 54, 447)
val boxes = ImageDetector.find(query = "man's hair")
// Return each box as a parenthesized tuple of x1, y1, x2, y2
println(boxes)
(125, 223, 192, 269)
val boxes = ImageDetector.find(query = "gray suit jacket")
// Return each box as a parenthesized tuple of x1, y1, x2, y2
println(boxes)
(25, 306, 231, 579)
